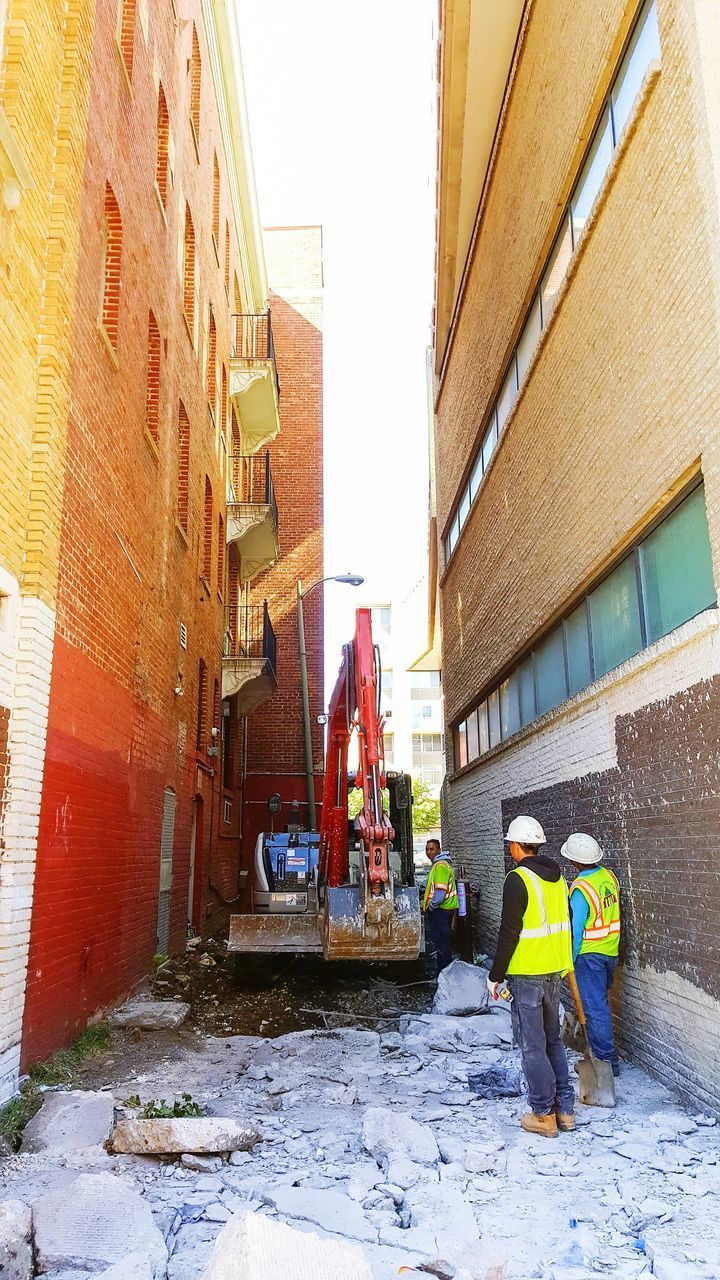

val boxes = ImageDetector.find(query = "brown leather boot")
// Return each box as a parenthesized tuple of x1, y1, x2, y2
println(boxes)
(520, 1112, 558, 1138)
(556, 1112, 577, 1132)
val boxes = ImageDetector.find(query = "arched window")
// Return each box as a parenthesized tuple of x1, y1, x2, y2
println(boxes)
(155, 84, 169, 208)
(217, 513, 224, 597)
(203, 476, 213, 583)
(145, 311, 160, 443)
(196, 659, 207, 751)
(177, 402, 190, 531)
(183, 203, 195, 333)
(100, 182, 122, 351)
(190, 25, 201, 147)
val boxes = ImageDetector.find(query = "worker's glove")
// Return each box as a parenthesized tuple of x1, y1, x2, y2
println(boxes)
(487, 977, 512, 1003)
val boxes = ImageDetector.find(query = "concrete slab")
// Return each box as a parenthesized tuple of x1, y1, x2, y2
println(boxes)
(21, 1089, 113, 1154)
(362, 1108, 439, 1166)
(108, 999, 190, 1030)
(0, 1198, 33, 1280)
(113, 1116, 259, 1155)
(32, 1171, 167, 1278)
(99, 1253, 155, 1278)
(432, 961, 489, 1016)
(199, 1211, 373, 1280)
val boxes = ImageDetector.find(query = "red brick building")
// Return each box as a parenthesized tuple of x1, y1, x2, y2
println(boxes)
(17, 1, 322, 1067)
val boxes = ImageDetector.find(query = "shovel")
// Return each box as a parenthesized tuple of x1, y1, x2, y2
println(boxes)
(567, 971, 616, 1108)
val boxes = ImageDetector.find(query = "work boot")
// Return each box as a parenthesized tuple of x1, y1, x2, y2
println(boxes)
(556, 1111, 576, 1133)
(520, 1112, 558, 1138)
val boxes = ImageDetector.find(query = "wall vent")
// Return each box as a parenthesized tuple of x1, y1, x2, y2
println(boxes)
(179, 621, 188, 649)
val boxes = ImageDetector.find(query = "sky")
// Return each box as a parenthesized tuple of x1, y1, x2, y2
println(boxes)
(236, 0, 437, 688)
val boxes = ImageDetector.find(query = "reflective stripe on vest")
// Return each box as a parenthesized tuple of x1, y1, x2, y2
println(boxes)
(422, 859, 459, 911)
(571, 868, 621, 955)
(506, 864, 573, 977)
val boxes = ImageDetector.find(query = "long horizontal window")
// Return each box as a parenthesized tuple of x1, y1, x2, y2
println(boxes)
(453, 483, 716, 770)
(444, 0, 660, 566)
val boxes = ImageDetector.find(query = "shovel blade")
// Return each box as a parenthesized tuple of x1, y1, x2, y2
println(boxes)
(577, 1054, 616, 1108)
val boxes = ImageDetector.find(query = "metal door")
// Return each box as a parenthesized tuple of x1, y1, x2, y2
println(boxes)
(157, 787, 176, 955)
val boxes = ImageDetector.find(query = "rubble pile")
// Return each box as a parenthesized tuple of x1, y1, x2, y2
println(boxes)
(1, 966, 719, 1279)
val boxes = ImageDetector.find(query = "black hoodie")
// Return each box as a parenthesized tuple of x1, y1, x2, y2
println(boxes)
(489, 855, 564, 982)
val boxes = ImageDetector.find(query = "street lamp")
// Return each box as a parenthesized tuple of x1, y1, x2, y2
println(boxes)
(297, 573, 364, 830)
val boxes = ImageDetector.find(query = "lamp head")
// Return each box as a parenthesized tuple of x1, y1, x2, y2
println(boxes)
(334, 573, 364, 587)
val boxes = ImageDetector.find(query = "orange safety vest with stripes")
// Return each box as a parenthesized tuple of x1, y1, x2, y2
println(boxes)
(570, 867, 621, 957)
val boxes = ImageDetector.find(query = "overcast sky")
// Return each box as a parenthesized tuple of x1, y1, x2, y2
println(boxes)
(236, 0, 437, 688)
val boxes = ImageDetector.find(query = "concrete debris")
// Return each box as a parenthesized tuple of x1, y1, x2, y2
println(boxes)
(33, 1172, 167, 1277)
(431, 960, 489, 1016)
(0, 1199, 33, 1280)
(113, 1116, 259, 1154)
(199, 1211, 374, 1280)
(362, 1107, 439, 1166)
(21, 1089, 114, 1154)
(109, 998, 190, 1030)
(99, 1252, 155, 1278)
(180, 1152, 223, 1172)
(266, 1186, 377, 1242)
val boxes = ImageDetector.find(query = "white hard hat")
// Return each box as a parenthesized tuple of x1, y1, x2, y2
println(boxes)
(504, 815, 546, 846)
(560, 832, 603, 865)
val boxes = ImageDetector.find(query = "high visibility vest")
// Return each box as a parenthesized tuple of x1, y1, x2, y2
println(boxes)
(571, 867, 621, 957)
(423, 857, 459, 911)
(506, 865, 573, 977)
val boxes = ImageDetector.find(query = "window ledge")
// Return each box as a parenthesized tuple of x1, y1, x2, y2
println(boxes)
(182, 311, 195, 349)
(212, 234, 220, 268)
(0, 107, 33, 211)
(217, 591, 224, 606)
(114, 37, 133, 94)
(97, 322, 120, 369)
(200, 575, 211, 598)
(143, 427, 160, 463)
(189, 118, 200, 163)
(175, 520, 189, 548)
(153, 182, 168, 226)
(447, 607, 719, 782)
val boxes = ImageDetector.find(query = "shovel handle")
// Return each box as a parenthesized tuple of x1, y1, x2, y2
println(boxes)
(567, 970, 587, 1029)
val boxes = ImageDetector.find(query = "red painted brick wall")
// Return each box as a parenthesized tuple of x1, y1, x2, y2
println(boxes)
(21, 0, 250, 1064)
(243, 228, 324, 860)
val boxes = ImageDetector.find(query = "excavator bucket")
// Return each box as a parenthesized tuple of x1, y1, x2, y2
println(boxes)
(321, 885, 422, 961)
(227, 912, 324, 954)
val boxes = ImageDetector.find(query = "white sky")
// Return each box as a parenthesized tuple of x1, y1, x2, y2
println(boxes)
(236, 0, 437, 691)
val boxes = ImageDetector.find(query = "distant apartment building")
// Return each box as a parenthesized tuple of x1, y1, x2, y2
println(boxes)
(0, 0, 322, 1097)
(432, 0, 720, 1110)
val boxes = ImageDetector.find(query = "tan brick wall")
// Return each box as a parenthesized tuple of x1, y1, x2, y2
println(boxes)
(436, 0, 720, 726)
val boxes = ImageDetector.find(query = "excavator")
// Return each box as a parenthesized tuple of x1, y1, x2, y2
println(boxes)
(227, 608, 423, 962)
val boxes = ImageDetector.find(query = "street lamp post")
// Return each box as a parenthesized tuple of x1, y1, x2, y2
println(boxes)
(297, 573, 364, 831)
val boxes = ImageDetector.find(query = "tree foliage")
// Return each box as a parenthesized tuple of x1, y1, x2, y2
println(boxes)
(346, 775, 440, 835)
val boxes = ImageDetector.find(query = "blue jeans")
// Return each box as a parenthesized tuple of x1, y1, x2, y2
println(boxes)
(508, 974, 575, 1116)
(575, 952, 619, 1069)
(426, 909, 453, 973)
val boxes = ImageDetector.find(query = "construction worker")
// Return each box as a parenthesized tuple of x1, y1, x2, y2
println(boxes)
(487, 816, 575, 1138)
(561, 832, 621, 1078)
(422, 838, 458, 974)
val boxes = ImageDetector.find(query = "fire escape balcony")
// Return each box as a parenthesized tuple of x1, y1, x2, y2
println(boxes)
(222, 601, 277, 712)
(230, 312, 281, 453)
(227, 451, 279, 583)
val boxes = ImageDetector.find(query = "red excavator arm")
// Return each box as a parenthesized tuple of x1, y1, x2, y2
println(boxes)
(319, 607, 394, 888)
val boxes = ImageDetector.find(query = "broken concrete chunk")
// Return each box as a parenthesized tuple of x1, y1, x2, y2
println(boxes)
(0, 1199, 33, 1280)
(33, 1172, 167, 1277)
(265, 1186, 376, 1242)
(432, 960, 489, 1016)
(180, 1152, 223, 1172)
(99, 1252, 155, 1279)
(200, 1210, 374, 1280)
(362, 1107, 439, 1166)
(21, 1089, 114, 1154)
(113, 1116, 259, 1154)
(109, 999, 190, 1030)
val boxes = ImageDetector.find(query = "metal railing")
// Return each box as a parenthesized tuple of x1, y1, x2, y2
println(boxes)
(223, 602, 277, 678)
(228, 450, 278, 532)
(231, 312, 280, 399)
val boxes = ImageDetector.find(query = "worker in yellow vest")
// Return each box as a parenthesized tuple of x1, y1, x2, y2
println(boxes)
(487, 816, 575, 1138)
(561, 832, 621, 1078)
(422, 838, 459, 974)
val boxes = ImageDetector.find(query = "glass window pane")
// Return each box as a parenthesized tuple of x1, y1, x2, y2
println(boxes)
(534, 627, 568, 716)
(482, 414, 498, 470)
(612, 0, 661, 140)
(487, 690, 501, 747)
(459, 485, 470, 529)
(541, 213, 573, 321)
(589, 556, 643, 678)
(571, 108, 613, 243)
(496, 359, 518, 434)
(456, 721, 467, 769)
(469, 451, 483, 503)
(466, 709, 479, 762)
(477, 701, 489, 754)
(518, 656, 536, 726)
(445, 531, 453, 561)
(564, 602, 592, 694)
(500, 673, 521, 740)
(639, 487, 716, 643)
(516, 294, 542, 385)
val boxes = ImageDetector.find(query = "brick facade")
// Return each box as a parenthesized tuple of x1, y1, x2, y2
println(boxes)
(435, 0, 720, 1107)
(242, 228, 324, 865)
